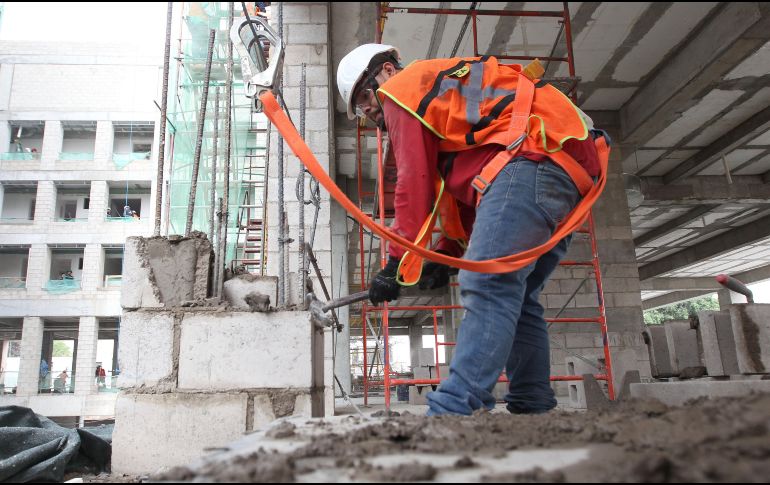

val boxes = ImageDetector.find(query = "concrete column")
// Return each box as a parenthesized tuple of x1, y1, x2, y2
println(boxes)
(88, 181, 109, 223)
(0, 184, 5, 219)
(34, 181, 56, 224)
(81, 244, 103, 290)
(74, 316, 98, 395)
(331, 179, 351, 395)
(0, 120, 10, 153)
(94, 121, 114, 165)
(0, 66, 13, 113)
(408, 318, 423, 370)
(718, 288, 748, 309)
(41, 120, 62, 168)
(17, 317, 44, 396)
(26, 244, 50, 292)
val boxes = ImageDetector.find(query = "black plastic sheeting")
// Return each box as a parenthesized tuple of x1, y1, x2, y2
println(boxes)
(0, 406, 112, 483)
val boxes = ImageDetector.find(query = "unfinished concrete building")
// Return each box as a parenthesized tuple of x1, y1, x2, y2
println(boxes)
(2, 2, 770, 482)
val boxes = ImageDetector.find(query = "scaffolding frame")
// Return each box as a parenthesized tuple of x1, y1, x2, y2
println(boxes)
(166, 2, 267, 273)
(355, 2, 615, 409)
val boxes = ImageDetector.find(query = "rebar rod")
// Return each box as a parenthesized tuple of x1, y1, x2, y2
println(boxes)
(209, 88, 220, 243)
(154, 1, 173, 237)
(298, 63, 307, 308)
(218, 2, 235, 295)
(277, 2, 287, 305)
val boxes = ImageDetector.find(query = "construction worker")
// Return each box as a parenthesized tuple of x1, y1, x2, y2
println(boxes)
(336, 44, 607, 416)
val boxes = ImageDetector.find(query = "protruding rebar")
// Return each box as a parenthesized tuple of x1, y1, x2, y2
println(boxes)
(154, 1, 173, 237)
(218, 2, 235, 296)
(298, 63, 307, 308)
(209, 88, 220, 243)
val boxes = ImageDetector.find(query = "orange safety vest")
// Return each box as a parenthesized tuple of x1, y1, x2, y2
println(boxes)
(377, 57, 603, 285)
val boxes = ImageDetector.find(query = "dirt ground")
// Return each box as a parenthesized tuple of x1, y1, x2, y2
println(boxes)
(154, 392, 770, 483)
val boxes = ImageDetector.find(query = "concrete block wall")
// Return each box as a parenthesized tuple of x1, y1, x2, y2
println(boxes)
(113, 308, 327, 475)
(266, 3, 335, 308)
(697, 310, 740, 377)
(728, 303, 770, 374)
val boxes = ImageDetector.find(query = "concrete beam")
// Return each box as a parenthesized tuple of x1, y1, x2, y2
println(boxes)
(634, 205, 720, 246)
(643, 290, 715, 311)
(641, 277, 721, 292)
(638, 213, 770, 280)
(620, 3, 770, 145)
(663, 106, 770, 184)
(640, 175, 770, 204)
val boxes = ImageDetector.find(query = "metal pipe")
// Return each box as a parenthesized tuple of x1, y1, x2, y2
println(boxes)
(209, 88, 220, 243)
(154, 1, 173, 237)
(184, 29, 216, 237)
(383, 6, 563, 17)
(299, 63, 307, 308)
(218, 2, 234, 295)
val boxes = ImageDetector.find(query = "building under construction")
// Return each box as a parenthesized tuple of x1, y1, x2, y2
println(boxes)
(1, 2, 770, 482)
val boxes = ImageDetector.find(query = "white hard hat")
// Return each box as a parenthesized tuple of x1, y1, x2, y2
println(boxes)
(337, 43, 400, 120)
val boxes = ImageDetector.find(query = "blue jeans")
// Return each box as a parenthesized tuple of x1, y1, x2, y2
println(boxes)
(426, 158, 581, 416)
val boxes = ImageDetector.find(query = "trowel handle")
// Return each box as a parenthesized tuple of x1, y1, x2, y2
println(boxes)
(716, 274, 754, 303)
(321, 290, 370, 312)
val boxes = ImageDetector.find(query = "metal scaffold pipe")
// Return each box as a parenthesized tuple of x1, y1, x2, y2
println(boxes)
(185, 29, 216, 237)
(154, 1, 173, 237)
(218, 2, 235, 297)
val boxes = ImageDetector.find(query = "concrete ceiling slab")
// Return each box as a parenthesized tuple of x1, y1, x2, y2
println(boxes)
(581, 87, 636, 110)
(686, 87, 770, 148)
(697, 149, 765, 176)
(612, 2, 718, 83)
(725, 39, 770, 80)
(644, 90, 744, 148)
(735, 153, 770, 176)
(642, 150, 700, 176)
(748, 129, 770, 147)
(621, 149, 665, 173)
(555, 2, 649, 81)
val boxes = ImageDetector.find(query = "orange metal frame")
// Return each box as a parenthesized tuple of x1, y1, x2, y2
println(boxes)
(356, 2, 614, 409)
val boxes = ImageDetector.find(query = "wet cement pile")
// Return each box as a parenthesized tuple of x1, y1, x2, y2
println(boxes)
(157, 393, 770, 483)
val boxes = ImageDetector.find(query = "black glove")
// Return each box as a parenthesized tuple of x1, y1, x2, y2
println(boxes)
(369, 257, 401, 305)
(418, 261, 457, 290)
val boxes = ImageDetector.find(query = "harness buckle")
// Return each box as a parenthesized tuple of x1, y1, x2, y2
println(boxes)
(506, 133, 527, 151)
(471, 175, 491, 196)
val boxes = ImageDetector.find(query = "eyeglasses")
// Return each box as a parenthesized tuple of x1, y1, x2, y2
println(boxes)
(353, 88, 375, 118)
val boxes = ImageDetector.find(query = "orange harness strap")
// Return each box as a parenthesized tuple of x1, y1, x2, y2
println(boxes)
(259, 90, 609, 275)
(471, 73, 594, 205)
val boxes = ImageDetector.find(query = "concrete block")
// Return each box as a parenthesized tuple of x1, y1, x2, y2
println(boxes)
(697, 310, 740, 377)
(408, 385, 429, 405)
(121, 234, 212, 309)
(630, 380, 770, 407)
(608, 348, 639, 396)
(112, 393, 248, 475)
(728, 304, 770, 374)
(644, 325, 674, 378)
(223, 275, 278, 311)
(565, 354, 604, 409)
(178, 311, 313, 390)
(419, 348, 435, 366)
(251, 394, 275, 432)
(117, 311, 175, 389)
(664, 320, 701, 374)
(121, 237, 163, 310)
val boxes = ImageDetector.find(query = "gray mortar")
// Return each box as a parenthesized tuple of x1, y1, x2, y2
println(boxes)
(737, 304, 766, 373)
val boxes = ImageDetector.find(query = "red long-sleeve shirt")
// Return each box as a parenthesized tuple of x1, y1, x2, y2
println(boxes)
(383, 97, 600, 261)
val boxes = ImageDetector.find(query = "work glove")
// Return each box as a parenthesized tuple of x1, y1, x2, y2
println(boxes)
(369, 257, 401, 305)
(418, 261, 458, 290)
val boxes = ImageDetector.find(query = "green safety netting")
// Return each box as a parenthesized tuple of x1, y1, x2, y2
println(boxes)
(112, 152, 151, 169)
(0, 278, 26, 289)
(0, 152, 40, 161)
(44, 279, 81, 294)
(59, 152, 94, 161)
(166, 2, 267, 267)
